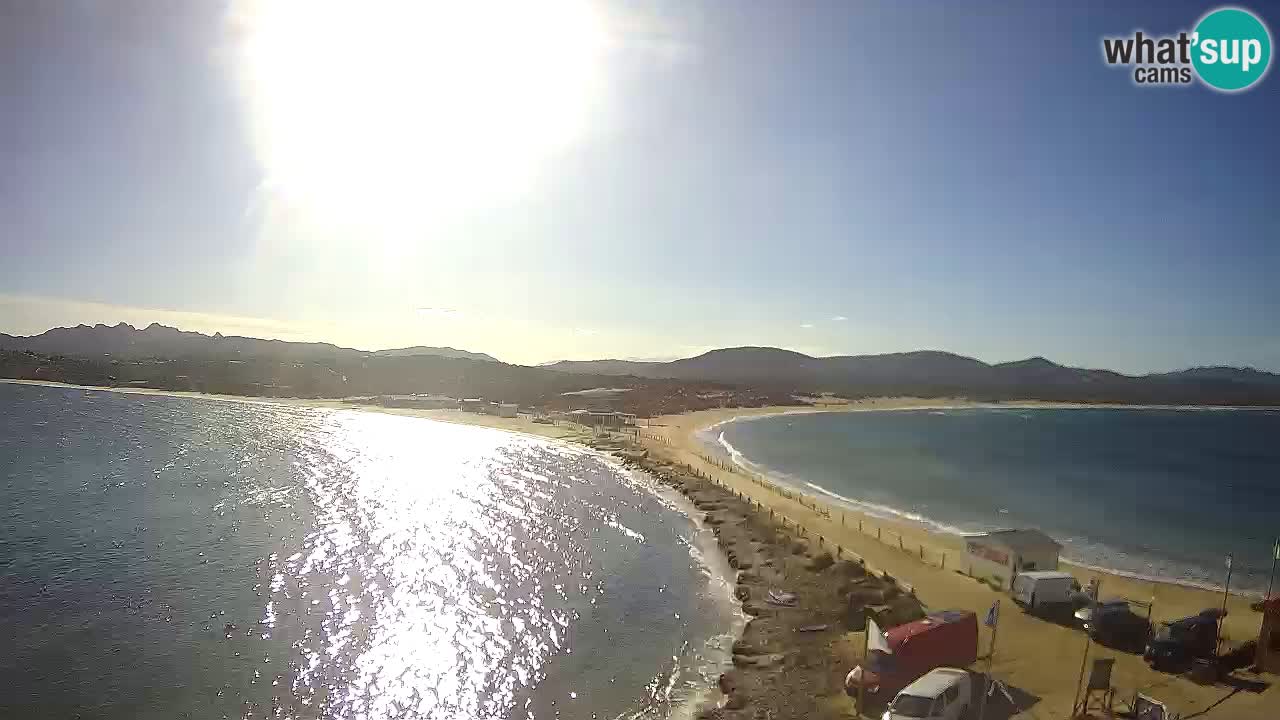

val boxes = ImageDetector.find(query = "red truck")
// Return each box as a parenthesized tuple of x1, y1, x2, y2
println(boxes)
(847, 610, 979, 701)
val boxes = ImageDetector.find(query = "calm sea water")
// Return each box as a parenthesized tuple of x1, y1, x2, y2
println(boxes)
(0, 383, 739, 720)
(708, 408, 1280, 594)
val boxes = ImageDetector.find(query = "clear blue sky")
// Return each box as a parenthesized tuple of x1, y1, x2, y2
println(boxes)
(2, 1, 1277, 371)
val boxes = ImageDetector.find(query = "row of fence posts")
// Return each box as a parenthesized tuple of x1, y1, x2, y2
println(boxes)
(660, 436, 1186, 719)
(689, 448, 949, 572)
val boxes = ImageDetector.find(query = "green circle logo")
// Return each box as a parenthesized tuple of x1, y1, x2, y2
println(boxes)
(1192, 7, 1272, 91)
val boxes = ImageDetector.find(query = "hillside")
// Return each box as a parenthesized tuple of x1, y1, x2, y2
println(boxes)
(546, 347, 1280, 405)
(371, 346, 498, 362)
(0, 323, 499, 363)
(5, 324, 1279, 407)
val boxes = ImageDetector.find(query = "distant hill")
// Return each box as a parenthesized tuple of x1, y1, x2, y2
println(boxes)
(545, 347, 1280, 405)
(5, 325, 1279, 406)
(0, 323, 498, 363)
(372, 346, 498, 362)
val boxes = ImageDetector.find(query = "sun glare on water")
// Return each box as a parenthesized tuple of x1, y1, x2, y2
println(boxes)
(232, 0, 608, 233)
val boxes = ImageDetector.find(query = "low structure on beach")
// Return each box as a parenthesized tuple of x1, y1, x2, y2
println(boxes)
(565, 409, 636, 429)
(963, 528, 1062, 590)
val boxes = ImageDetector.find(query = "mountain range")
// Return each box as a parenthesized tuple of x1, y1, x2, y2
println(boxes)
(545, 347, 1280, 405)
(3, 325, 1279, 406)
(0, 323, 499, 363)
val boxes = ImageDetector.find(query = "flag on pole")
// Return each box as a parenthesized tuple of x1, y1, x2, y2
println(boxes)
(867, 617, 892, 654)
(984, 601, 1000, 628)
(1273, 540, 1279, 561)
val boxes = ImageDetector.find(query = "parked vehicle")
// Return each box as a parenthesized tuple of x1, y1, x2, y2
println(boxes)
(1012, 571, 1078, 619)
(883, 667, 972, 720)
(848, 610, 978, 701)
(1144, 609, 1224, 671)
(1084, 604, 1151, 651)
(1073, 597, 1130, 626)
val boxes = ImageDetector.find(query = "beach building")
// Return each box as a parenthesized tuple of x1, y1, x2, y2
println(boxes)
(963, 529, 1062, 590)
(461, 398, 486, 413)
(567, 410, 636, 429)
(496, 403, 518, 418)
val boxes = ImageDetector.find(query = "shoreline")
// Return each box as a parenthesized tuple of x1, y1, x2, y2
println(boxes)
(4, 381, 1270, 597)
(693, 406, 1272, 599)
(5, 376, 1270, 600)
(640, 405, 1278, 719)
(7, 379, 1277, 716)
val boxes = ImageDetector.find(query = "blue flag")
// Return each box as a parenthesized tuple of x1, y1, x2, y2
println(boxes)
(984, 602, 999, 628)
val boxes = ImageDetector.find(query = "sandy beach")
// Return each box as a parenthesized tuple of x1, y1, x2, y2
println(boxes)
(7, 380, 1276, 717)
(641, 404, 1277, 719)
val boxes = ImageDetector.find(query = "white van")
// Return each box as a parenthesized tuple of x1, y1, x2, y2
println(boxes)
(1011, 570, 1077, 616)
(883, 667, 971, 720)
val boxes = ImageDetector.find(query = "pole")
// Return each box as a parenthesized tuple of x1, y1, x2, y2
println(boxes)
(856, 609, 868, 719)
(978, 600, 999, 720)
(1217, 555, 1233, 657)
(1072, 579, 1099, 717)
(1267, 539, 1279, 600)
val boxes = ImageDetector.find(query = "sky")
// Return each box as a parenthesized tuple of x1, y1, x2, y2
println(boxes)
(2, 0, 1277, 371)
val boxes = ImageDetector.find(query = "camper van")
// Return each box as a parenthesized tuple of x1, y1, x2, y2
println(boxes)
(1011, 571, 1078, 618)
(847, 610, 978, 700)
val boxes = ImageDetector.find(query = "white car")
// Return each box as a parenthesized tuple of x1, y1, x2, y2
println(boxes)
(882, 667, 971, 720)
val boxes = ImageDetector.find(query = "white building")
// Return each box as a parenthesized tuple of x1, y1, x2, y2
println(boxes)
(496, 403, 518, 418)
(963, 529, 1062, 590)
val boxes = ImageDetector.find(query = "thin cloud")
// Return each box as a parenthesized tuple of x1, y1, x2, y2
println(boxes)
(832, 315, 847, 321)
(800, 323, 815, 329)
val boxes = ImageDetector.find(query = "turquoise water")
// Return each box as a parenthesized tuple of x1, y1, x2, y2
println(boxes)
(707, 407, 1280, 594)
(1, 383, 739, 719)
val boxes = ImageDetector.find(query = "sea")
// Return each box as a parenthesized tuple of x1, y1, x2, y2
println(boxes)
(705, 407, 1280, 596)
(0, 382, 741, 720)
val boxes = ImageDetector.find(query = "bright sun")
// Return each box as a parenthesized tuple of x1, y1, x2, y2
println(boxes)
(231, 0, 608, 233)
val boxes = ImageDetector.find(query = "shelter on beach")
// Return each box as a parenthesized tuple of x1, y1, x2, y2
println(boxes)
(963, 528, 1062, 590)
(566, 410, 636, 429)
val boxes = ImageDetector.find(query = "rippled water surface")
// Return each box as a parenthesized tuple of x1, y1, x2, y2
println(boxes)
(1, 383, 737, 719)
(712, 407, 1280, 594)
